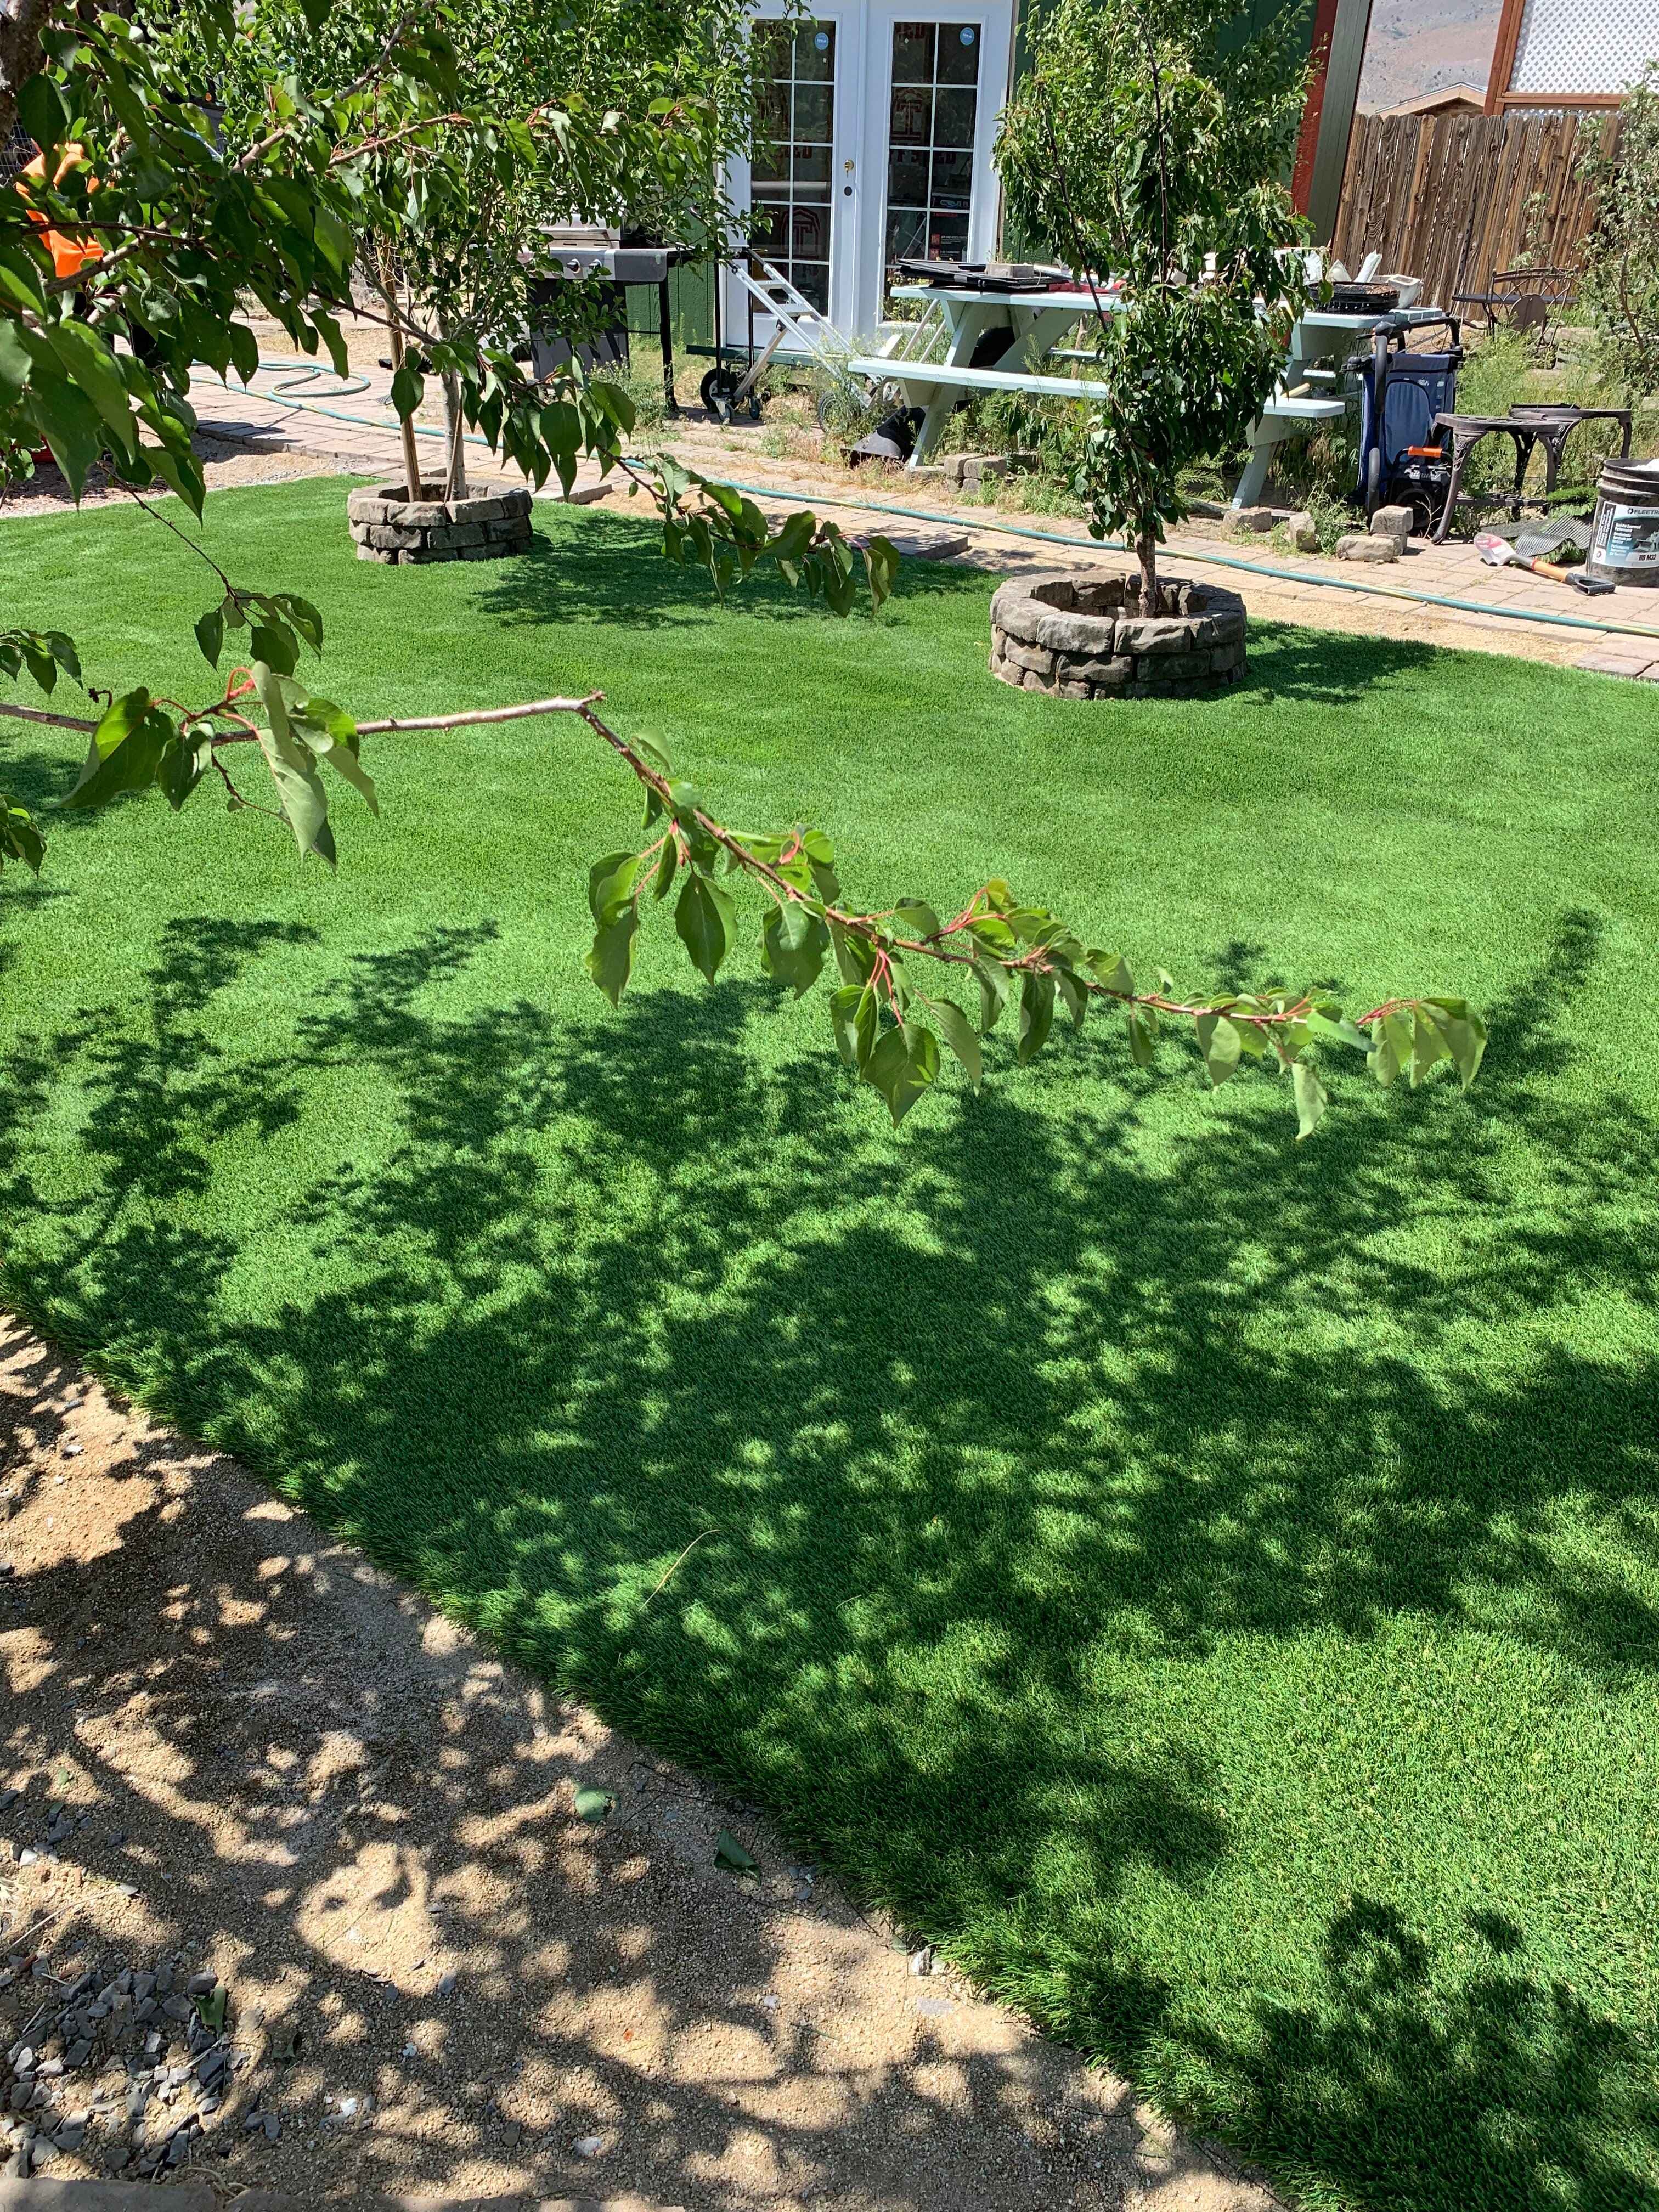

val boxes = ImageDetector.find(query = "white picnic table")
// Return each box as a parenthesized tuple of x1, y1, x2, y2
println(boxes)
(849, 284, 1448, 506)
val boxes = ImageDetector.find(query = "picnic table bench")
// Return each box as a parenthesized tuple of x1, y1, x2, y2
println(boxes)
(856, 283, 1442, 505)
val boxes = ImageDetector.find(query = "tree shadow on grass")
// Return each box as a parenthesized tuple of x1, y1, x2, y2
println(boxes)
(481, 508, 989, 635)
(0, 897, 1656, 2209)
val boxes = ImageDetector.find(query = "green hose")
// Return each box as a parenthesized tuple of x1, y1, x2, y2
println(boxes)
(238, 360, 1659, 647)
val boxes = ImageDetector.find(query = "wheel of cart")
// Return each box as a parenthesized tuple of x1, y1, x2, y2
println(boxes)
(699, 362, 762, 423)
(815, 371, 904, 433)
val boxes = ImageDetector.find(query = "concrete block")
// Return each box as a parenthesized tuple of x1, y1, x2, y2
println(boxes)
(1333, 533, 1400, 563)
(1285, 510, 1321, 552)
(1371, 503, 1413, 550)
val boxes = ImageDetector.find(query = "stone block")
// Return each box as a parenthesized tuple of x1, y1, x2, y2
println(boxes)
(1206, 611, 1247, 646)
(1033, 612, 1115, 655)
(1148, 650, 1215, 682)
(1000, 636, 1055, 677)
(364, 523, 424, 552)
(1224, 506, 1276, 534)
(1211, 643, 1246, 674)
(1115, 616, 1197, 655)
(398, 501, 452, 529)
(1285, 510, 1321, 554)
(1334, 533, 1400, 563)
(1061, 653, 1135, 687)
(441, 522, 488, 548)
(1371, 503, 1413, 550)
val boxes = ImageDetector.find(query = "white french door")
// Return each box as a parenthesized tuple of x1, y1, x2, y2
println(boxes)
(857, 5, 1013, 333)
(725, 3, 1014, 349)
(727, 8, 865, 346)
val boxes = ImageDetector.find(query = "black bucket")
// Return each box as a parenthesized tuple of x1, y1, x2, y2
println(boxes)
(1587, 456, 1659, 586)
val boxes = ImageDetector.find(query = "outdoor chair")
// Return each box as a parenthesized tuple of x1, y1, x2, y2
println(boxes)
(1452, 266, 1578, 363)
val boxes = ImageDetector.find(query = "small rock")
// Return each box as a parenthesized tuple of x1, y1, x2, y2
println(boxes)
(433, 1971, 457, 1996)
(402, 2041, 419, 2059)
(0, 1789, 19, 1813)
(574, 2134, 606, 2157)
(1285, 510, 1321, 552)
(1370, 502, 1413, 550)
(186, 1972, 217, 1997)
(18, 1849, 37, 1867)
(907, 1946, 935, 1977)
(1224, 505, 1276, 535)
(915, 1995, 956, 2017)
(263, 2113, 280, 2141)
(1333, 532, 1400, 563)
(62, 1443, 83, 1459)
(243, 2110, 264, 2132)
(53, 2120, 86, 2152)
(13, 2046, 35, 2074)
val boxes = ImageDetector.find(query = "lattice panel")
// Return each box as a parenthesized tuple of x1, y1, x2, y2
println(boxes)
(1510, 0, 1659, 96)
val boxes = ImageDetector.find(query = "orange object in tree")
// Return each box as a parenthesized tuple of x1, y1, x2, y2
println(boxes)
(15, 143, 102, 282)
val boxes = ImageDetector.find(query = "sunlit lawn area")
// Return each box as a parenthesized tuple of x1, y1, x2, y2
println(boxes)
(2, 481, 1656, 2211)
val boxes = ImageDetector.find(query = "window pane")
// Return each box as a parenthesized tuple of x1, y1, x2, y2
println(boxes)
(789, 202, 831, 259)
(794, 84, 832, 142)
(891, 22, 935, 83)
(887, 207, 930, 261)
(793, 142, 832, 187)
(752, 21, 791, 78)
(889, 148, 929, 202)
(794, 22, 835, 81)
(792, 263, 830, 311)
(938, 22, 981, 86)
(931, 213, 970, 260)
(932, 146, 974, 208)
(889, 83, 932, 146)
(934, 87, 977, 148)
(751, 194, 787, 249)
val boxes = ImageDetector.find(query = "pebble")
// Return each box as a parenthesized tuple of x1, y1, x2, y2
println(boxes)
(573, 2134, 606, 2158)
(263, 2112, 280, 2141)
(18, 1850, 37, 1867)
(433, 1971, 457, 1996)
(907, 1946, 935, 1977)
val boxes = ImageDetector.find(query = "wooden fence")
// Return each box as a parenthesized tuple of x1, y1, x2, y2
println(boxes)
(1330, 109, 1621, 312)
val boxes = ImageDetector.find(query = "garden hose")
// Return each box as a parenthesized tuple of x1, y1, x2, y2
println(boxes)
(234, 360, 1659, 647)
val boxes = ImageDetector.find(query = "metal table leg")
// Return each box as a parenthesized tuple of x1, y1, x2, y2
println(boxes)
(658, 278, 679, 419)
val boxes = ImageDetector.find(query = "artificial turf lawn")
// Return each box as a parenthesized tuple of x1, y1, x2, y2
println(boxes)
(2, 480, 1657, 2210)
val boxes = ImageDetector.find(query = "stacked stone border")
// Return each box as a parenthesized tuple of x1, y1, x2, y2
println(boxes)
(347, 482, 534, 565)
(989, 572, 1248, 699)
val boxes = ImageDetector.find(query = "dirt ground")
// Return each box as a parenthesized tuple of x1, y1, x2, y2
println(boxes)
(0, 1319, 1279, 2210)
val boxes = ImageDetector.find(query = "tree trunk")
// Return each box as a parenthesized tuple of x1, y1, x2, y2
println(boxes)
(441, 369, 469, 503)
(382, 298, 426, 503)
(1135, 526, 1160, 612)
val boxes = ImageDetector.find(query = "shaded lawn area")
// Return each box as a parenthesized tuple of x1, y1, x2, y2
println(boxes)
(2, 481, 1658, 2212)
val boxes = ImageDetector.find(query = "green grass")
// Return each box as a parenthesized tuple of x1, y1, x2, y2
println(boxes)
(3, 481, 1658, 2211)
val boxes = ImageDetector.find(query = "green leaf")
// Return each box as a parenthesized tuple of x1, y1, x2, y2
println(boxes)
(1, 800, 45, 874)
(760, 900, 829, 997)
(973, 955, 1009, 1033)
(250, 623, 298, 678)
(894, 899, 943, 940)
(26, 374, 105, 499)
(194, 607, 224, 668)
(674, 871, 735, 983)
(926, 997, 981, 1091)
(652, 836, 678, 901)
(1195, 1011, 1242, 1088)
(1409, 1006, 1452, 1087)
(390, 360, 425, 422)
(574, 1785, 614, 1823)
(18, 74, 70, 158)
(41, 321, 138, 464)
(1054, 967, 1089, 1031)
(63, 689, 170, 810)
(586, 906, 638, 1007)
(588, 849, 641, 926)
(864, 1020, 940, 1126)
(0, 317, 32, 404)
(863, 533, 900, 615)
(252, 663, 335, 866)
(714, 1829, 758, 1876)
(1293, 1058, 1328, 1140)
(1017, 973, 1054, 1064)
(272, 594, 324, 652)
(830, 919, 876, 986)
(156, 731, 208, 812)
(1305, 1007, 1370, 1055)
(829, 981, 879, 1071)
(1420, 996, 1487, 1088)
(1126, 1008, 1156, 1069)
(1087, 950, 1135, 998)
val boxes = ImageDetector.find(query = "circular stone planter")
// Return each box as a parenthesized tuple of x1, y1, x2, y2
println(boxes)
(347, 480, 534, 565)
(989, 571, 1248, 699)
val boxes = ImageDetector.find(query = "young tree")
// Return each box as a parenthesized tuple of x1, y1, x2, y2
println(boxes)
(1574, 64, 1659, 401)
(995, 0, 1310, 606)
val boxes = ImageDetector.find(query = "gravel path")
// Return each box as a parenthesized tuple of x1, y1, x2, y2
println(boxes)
(0, 1319, 1277, 2210)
